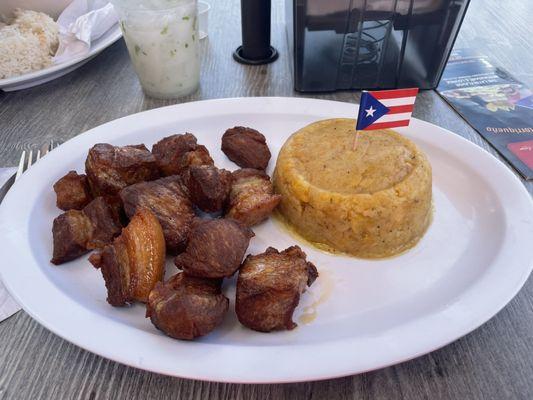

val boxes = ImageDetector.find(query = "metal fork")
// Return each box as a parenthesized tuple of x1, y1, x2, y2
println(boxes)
(15, 141, 59, 181)
(0, 141, 58, 321)
(0, 141, 59, 203)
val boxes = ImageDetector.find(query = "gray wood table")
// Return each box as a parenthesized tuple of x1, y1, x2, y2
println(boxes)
(1, 0, 532, 399)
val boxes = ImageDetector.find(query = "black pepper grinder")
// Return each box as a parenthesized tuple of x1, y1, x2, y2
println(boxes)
(233, 0, 278, 64)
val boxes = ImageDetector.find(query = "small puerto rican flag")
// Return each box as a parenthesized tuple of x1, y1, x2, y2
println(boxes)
(356, 88, 419, 131)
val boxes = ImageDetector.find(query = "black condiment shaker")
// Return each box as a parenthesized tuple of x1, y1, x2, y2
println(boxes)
(233, 0, 278, 64)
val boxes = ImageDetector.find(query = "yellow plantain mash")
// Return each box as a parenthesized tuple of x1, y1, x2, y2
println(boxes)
(273, 118, 432, 258)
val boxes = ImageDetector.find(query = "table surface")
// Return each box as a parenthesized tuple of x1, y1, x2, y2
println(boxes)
(1, 0, 532, 399)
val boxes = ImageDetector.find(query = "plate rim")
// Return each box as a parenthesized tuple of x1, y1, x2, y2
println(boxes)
(1, 96, 532, 383)
(0, 24, 122, 87)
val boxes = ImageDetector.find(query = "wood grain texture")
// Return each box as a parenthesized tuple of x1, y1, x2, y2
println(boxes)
(0, 0, 532, 399)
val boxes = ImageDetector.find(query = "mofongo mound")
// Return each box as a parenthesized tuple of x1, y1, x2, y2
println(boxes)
(273, 118, 432, 258)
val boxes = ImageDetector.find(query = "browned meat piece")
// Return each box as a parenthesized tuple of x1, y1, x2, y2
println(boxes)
(146, 273, 228, 340)
(51, 210, 92, 264)
(174, 219, 254, 278)
(85, 143, 159, 196)
(236, 246, 318, 332)
(53, 171, 92, 211)
(152, 133, 197, 176)
(51, 197, 123, 265)
(83, 197, 122, 249)
(182, 145, 213, 170)
(90, 208, 166, 306)
(225, 168, 281, 226)
(186, 165, 232, 213)
(152, 133, 214, 176)
(120, 176, 194, 253)
(101, 195, 128, 227)
(221, 126, 271, 170)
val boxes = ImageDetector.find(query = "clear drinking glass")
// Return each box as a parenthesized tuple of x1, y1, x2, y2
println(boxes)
(197, 1, 209, 39)
(111, 0, 200, 99)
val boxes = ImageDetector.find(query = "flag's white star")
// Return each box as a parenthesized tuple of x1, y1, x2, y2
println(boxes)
(365, 106, 376, 118)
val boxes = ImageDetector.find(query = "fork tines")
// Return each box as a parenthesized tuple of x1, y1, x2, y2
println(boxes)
(15, 141, 58, 181)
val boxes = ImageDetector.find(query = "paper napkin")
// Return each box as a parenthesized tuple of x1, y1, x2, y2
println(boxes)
(0, 167, 21, 323)
(53, 0, 118, 63)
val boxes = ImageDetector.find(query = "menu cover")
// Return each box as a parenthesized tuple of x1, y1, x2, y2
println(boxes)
(437, 49, 533, 180)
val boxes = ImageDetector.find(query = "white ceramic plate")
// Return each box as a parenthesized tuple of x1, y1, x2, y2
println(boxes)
(0, 97, 532, 383)
(0, 24, 122, 92)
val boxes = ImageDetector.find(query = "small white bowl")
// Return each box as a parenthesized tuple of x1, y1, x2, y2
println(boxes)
(0, 0, 73, 20)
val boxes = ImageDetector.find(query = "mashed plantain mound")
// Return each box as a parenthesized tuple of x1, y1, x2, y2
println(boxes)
(273, 118, 432, 258)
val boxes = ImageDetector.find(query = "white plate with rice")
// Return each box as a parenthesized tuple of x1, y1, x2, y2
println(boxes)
(0, 19, 121, 92)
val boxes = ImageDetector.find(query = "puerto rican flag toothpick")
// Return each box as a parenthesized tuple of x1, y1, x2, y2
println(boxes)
(353, 88, 419, 149)
(356, 88, 419, 130)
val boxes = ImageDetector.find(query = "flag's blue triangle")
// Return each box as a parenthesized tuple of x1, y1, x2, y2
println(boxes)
(356, 92, 390, 130)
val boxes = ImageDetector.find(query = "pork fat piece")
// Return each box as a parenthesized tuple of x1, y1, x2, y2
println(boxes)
(90, 208, 166, 306)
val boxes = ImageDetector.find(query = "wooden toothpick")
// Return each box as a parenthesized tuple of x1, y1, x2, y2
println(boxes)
(352, 130, 360, 151)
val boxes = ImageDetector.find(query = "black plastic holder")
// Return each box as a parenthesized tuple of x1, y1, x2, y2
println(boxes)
(233, 0, 278, 65)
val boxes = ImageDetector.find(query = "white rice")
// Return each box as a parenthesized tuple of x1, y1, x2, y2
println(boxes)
(0, 9, 59, 79)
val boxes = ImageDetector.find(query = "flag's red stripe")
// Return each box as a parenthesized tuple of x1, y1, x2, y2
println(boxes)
(363, 120, 410, 130)
(370, 88, 419, 100)
(387, 104, 414, 114)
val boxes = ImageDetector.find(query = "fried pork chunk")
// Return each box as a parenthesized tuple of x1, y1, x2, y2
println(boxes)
(90, 208, 166, 306)
(51, 197, 122, 265)
(236, 246, 318, 332)
(226, 169, 281, 226)
(174, 219, 254, 278)
(53, 171, 92, 211)
(152, 133, 214, 176)
(83, 197, 123, 249)
(186, 165, 232, 213)
(221, 126, 271, 170)
(120, 176, 194, 253)
(85, 143, 159, 196)
(146, 273, 228, 340)
(51, 211, 91, 265)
